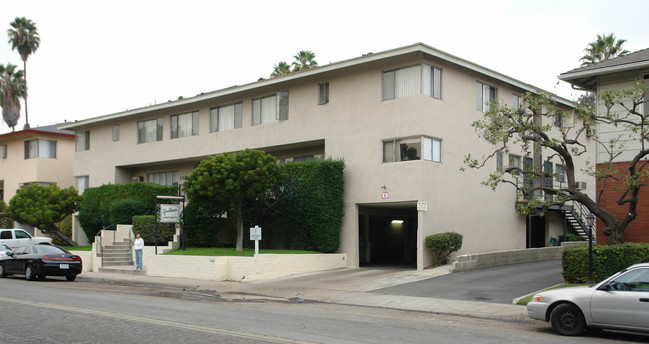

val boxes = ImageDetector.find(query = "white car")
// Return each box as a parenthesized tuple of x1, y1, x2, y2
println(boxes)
(0, 229, 53, 249)
(527, 263, 649, 335)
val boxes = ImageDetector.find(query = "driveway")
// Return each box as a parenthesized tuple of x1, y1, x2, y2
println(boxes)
(371, 260, 563, 304)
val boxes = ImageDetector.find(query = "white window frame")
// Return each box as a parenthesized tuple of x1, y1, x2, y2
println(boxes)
(318, 82, 329, 105)
(0, 144, 6, 158)
(508, 154, 521, 170)
(252, 92, 289, 126)
(513, 94, 522, 107)
(210, 103, 242, 132)
(75, 175, 89, 194)
(383, 64, 442, 101)
(170, 111, 199, 139)
(383, 136, 441, 163)
(476, 81, 497, 112)
(75, 131, 90, 151)
(112, 125, 120, 142)
(24, 139, 56, 159)
(137, 118, 163, 144)
(496, 151, 504, 172)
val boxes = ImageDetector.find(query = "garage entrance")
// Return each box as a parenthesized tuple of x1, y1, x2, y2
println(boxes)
(358, 204, 417, 268)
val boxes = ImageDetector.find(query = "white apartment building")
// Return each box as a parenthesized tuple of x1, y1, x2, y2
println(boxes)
(60, 43, 595, 269)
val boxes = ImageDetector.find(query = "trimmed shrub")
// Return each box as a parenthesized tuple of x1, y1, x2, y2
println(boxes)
(109, 199, 151, 225)
(425, 232, 463, 266)
(558, 233, 585, 243)
(132, 215, 176, 245)
(183, 200, 228, 247)
(78, 183, 177, 242)
(562, 243, 649, 283)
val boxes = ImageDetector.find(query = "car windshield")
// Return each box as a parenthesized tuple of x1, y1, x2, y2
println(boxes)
(32, 245, 68, 254)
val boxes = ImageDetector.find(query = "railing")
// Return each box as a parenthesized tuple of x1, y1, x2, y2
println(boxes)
(94, 223, 119, 268)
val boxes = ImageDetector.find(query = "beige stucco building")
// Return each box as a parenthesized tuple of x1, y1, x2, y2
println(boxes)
(60, 43, 595, 269)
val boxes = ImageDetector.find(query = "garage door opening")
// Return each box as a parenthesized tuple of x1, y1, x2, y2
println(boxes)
(358, 205, 417, 268)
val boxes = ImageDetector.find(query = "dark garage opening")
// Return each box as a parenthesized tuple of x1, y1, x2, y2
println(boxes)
(358, 205, 417, 268)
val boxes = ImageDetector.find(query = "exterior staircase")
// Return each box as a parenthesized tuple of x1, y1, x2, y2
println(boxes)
(97, 238, 145, 275)
(558, 202, 595, 241)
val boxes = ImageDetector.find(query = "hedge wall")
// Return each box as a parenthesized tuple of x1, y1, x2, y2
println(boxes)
(183, 200, 229, 247)
(132, 215, 176, 245)
(78, 183, 177, 242)
(562, 243, 649, 283)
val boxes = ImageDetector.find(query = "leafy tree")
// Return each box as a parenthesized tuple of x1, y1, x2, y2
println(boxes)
(580, 33, 629, 66)
(0, 63, 24, 131)
(464, 80, 649, 244)
(292, 50, 318, 72)
(7, 184, 80, 246)
(183, 149, 282, 251)
(270, 61, 291, 77)
(0, 200, 12, 227)
(7, 17, 40, 129)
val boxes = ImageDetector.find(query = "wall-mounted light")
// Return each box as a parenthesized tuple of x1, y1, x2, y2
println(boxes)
(391, 220, 404, 224)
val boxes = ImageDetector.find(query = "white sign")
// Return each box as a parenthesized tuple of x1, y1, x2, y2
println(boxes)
(250, 225, 262, 241)
(159, 204, 180, 223)
(417, 202, 428, 211)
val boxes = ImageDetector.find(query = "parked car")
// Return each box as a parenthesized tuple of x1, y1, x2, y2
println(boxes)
(0, 244, 82, 281)
(0, 228, 52, 249)
(527, 263, 649, 335)
(0, 244, 12, 257)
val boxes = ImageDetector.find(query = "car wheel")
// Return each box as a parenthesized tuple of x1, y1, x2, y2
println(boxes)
(550, 303, 586, 336)
(0, 263, 6, 278)
(65, 274, 77, 282)
(25, 265, 37, 281)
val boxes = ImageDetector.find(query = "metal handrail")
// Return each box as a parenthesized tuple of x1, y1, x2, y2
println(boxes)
(94, 222, 119, 268)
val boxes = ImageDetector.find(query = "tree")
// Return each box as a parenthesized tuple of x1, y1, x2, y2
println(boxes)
(270, 61, 291, 77)
(292, 50, 318, 72)
(0, 63, 24, 131)
(580, 33, 629, 66)
(464, 80, 649, 245)
(7, 17, 40, 129)
(183, 149, 282, 251)
(7, 183, 80, 246)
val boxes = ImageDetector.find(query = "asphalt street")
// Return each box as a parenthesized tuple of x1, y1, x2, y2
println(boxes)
(371, 260, 563, 304)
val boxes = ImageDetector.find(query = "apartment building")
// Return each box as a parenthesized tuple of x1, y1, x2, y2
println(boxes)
(60, 43, 595, 269)
(559, 48, 649, 244)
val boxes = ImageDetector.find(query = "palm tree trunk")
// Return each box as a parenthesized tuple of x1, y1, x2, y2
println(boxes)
(22, 60, 29, 129)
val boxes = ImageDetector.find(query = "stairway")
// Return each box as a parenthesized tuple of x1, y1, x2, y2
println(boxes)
(560, 204, 595, 241)
(97, 239, 145, 275)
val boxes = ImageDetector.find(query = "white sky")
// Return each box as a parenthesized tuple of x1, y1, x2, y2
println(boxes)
(1, 0, 648, 134)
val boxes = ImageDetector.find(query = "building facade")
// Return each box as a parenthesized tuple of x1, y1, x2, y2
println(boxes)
(559, 48, 649, 244)
(61, 43, 595, 268)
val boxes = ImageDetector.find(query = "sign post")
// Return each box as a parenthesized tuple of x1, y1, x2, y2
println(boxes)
(154, 195, 186, 254)
(250, 225, 262, 255)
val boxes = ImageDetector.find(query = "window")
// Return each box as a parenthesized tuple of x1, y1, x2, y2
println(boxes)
(318, 82, 329, 105)
(509, 154, 521, 171)
(556, 164, 566, 183)
(137, 118, 163, 144)
(252, 92, 288, 125)
(171, 111, 199, 138)
(513, 94, 522, 107)
(476, 81, 497, 111)
(496, 151, 503, 172)
(75, 176, 89, 194)
(75, 131, 90, 151)
(15, 230, 30, 239)
(147, 171, 178, 186)
(0, 144, 6, 158)
(383, 136, 441, 163)
(642, 74, 649, 116)
(383, 65, 441, 101)
(609, 268, 649, 292)
(210, 103, 242, 132)
(24, 139, 56, 159)
(112, 125, 120, 142)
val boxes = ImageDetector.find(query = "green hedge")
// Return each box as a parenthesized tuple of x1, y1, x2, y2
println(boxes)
(78, 183, 177, 242)
(562, 243, 649, 283)
(132, 215, 176, 245)
(425, 232, 463, 265)
(558, 233, 585, 243)
(109, 199, 150, 225)
(183, 200, 228, 247)
(0, 201, 11, 228)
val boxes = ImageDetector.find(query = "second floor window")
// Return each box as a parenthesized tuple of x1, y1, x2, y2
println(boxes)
(383, 136, 441, 163)
(0, 145, 6, 158)
(112, 125, 120, 142)
(75, 131, 90, 151)
(383, 64, 442, 101)
(75, 176, 89, 194)
(24, 139, 56, 159)
(476, 81, 497, 112)
(319, 82, 329, 105)
(211, 103, 242, 132)
(137, 118, 163, 144)
(252, 92, 289, 125)
(171, 111, 199, 138)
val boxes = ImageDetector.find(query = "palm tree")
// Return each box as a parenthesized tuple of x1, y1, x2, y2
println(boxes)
(580, 33, 629, 66)
(292, 50, 318, 72)
(8, 17, 40, 129)
(270, 61, 291, 77)
(0, 63, 25, 131)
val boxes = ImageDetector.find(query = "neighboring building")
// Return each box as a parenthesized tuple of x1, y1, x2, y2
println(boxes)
(60, 43, 595, 269)
(559, 48, 649, 244)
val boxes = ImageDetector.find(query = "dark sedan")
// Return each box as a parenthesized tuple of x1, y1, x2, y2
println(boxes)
(0, 244, 82, 281)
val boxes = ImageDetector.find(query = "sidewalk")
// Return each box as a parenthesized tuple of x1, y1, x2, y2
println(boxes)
(77, 266, 530, 323)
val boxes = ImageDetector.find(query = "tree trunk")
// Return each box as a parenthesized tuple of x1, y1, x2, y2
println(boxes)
(22, 59, 29, 129)
(44, 226, 78, 246)
(235, 200, 243, 251)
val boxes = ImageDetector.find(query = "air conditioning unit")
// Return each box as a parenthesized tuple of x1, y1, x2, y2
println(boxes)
(575, 181, 587, 190)
(131, 176, 144, 183)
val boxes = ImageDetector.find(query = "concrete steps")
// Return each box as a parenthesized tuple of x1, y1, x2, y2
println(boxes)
(101, 239, 134, 268)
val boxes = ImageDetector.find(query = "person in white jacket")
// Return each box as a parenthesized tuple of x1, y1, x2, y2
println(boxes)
(134, 232, 144, 271)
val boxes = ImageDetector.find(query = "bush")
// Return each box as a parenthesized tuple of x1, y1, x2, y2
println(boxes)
(183, 200, 228, 247)
(425, 232, 463, 266)
(132, 215, 176, 245)
(78, 183, 177, 242)
(562, 243, 649, 283)
(109, 199, 151, 225)
(0, 201, 11, 228)
(558, 233, 585, 243)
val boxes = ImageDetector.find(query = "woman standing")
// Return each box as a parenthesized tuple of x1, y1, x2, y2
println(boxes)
(134, 232, 144, 271)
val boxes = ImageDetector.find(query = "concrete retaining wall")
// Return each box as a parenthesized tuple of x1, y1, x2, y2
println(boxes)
(450, 242, 586, 273)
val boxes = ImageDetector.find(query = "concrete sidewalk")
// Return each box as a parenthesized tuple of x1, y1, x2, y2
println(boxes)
(76, 266, 530, 322)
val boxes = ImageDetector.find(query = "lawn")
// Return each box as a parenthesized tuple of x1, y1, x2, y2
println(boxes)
(65, 246, 92, 251)
(517, 283, 587, 305)
(165, 247, 319, 257)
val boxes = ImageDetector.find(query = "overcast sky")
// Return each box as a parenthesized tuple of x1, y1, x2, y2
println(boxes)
(1, 0, 648, 134)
